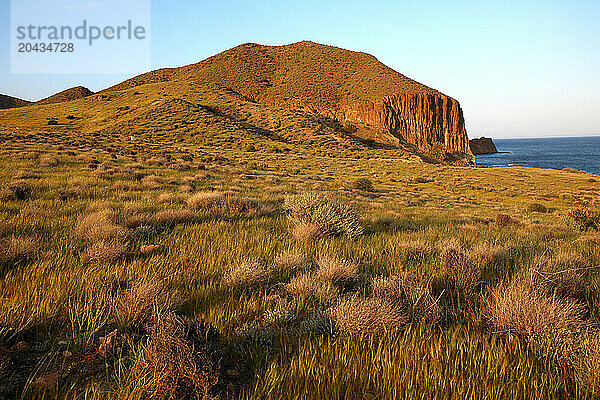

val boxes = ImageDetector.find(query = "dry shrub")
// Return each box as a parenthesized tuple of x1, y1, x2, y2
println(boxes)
(187, 191, 263, 217)
(496, 214, 516, 227)
(578, 233, 600, 246)
(527, 203, 548, 213)
(158, 192, 186, 204)
(371, 275, 441, 324)
(486, 281, 586, 340)
(39, 154, 59, 167)
(274, 251, 311, 273)
(124, 213, 154, 229)
(0, 180, 33, 201)
(84, 241, 127, 263)
(331, 296, 408, 335)
(314, 255, 360, 289)
(222, 259, 270, 289)
(578, 333, 600, 394)
(141, 175, 162, 189)
(290, 222, 322, 240)
(284, 193, 363, 238)
(286, 274, 338, 303)
(470, 243, 512, 267)
(76, 211, 129, 244)
(152, 209, 196, 227)
(134, 313, 220, 399)
(530, 252, 594, 301)
(0, 235, 39, 264)
(438, 240, 480, 294)
(116, 281, 180, 328)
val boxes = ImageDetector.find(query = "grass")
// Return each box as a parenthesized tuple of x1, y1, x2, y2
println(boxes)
(0, 133, 598, 399)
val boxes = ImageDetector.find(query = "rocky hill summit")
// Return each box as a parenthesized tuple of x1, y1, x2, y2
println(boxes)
(106, 41, 473, 163)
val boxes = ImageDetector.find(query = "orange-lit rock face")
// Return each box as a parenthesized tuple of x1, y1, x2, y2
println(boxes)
(344, 93, 471, 157)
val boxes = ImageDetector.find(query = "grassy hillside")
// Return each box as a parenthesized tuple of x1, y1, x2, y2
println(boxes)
(0, 127, 599, 398)
(0, 94, 31, 110)
(105, 41, 440, 107)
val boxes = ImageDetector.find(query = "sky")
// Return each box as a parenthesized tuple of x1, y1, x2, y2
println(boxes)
(1, 0, 599, 138)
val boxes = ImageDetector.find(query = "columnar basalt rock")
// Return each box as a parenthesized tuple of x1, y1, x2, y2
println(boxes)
(343, 93, 470, 156)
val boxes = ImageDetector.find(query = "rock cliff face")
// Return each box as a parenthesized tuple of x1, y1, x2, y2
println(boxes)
(344, 93, 470, 155)
(469, 137, 498, 155)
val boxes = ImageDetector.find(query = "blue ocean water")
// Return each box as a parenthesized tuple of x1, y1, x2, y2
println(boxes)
(475, 136, 600, 176)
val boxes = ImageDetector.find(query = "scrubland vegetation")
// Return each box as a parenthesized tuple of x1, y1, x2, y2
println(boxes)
(0, 135, 599, 399)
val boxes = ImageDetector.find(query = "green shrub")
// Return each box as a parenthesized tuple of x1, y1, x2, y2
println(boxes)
(284, 193, 363, 238)
(527, 203, 548, 213)
(352, 178, 374, 192)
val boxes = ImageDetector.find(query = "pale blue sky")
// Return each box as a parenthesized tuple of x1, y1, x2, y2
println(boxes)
(1, 0, 599, 138)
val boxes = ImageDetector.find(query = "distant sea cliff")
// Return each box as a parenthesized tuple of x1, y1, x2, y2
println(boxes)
(469, 137, 498, 155)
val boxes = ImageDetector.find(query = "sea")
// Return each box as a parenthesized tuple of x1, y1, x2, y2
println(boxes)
(475, 136, 600, 176)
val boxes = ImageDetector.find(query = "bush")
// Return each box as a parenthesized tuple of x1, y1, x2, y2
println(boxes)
(286, 274, 338, 303)
(371, 275, 441, 324)
(116, 281, 181, 328)
(284, 193, 363, 239)
(222, 259, 270, 289)
(331, 296, 408, 335)
(530, 253, 594, 301)
(438, 240, 480, 294)
(486, 281, 585, 340)
(0, 235, 39, 264)
(527, 203, 548, 213)
(314, 255, 360, 290)
(0, 180, 33, 201)
(352, 178, 374, 192)
(496, 214, 515, 227)
(134, 313, 220, 399)
(567, 208, 600, 231)
(39, 153, 59, 167)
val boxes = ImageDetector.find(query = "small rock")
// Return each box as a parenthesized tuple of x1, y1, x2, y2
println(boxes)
(11, 341, 28, 352)
(139, 244, 160, 255)
(33, 372, 60, 391)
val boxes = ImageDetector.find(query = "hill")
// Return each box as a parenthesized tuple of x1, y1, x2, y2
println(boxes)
(36, 86, 94, 105)
(106, 41, 473, 163)
(0, 41, 472, 164)
(0, 94, 31, 110)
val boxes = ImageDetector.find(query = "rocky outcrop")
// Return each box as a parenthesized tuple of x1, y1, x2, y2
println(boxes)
(469, 137, 498, 155)
(344, 93, 470, 157)
(0, 94, 31, 110)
